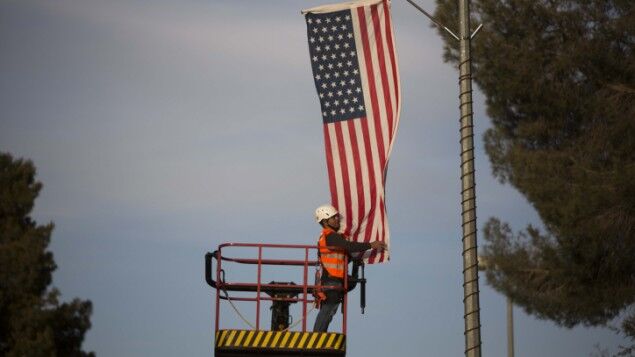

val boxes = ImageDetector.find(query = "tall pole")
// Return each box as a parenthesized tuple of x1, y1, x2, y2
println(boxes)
(507, 297, 514, 357)
(458, 0, 482, 355)
(404, 0, 483, 354)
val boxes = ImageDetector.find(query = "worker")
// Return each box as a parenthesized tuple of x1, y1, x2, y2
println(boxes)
(313, 204, 386, 332)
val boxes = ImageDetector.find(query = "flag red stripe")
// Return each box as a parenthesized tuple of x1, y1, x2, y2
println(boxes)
(347, 120, 365, 240)
(372, 4, 394, 188)
(383, 0, 399, 140)
(370, 5, 388, 171)
(323, 125, 338, 210)
(357, 7, 387, 171)
(359, 115, 377, 244)
(371, 5, 394, 149)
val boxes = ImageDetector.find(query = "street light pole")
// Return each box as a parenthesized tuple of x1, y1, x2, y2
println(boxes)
(507, 296, 514, 357)
(458, 0, 482, 355)
(405, 1, 483, 355)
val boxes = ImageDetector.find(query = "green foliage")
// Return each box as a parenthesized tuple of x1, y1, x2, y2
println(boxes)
(433, 0, 635, 346)
(0, 152, 94, 356)
(482, 218, 634, 326)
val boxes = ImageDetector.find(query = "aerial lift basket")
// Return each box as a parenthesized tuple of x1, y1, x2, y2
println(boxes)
(205, 243, 367, 356)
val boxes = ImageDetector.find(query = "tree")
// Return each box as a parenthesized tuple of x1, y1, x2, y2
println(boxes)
(0, 152, 94, 356)
(433, 0, 635, 347)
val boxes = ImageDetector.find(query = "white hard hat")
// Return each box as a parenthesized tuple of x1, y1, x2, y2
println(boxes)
(315, 204, 338, 223)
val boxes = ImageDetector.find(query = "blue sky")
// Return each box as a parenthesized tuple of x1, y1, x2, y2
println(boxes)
(0, 0, 629, 356)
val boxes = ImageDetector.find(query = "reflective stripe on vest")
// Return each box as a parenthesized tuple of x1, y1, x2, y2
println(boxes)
(318, 228, 346, 279)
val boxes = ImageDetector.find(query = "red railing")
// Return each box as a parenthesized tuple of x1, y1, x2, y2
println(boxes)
(205, 243, 350, 334)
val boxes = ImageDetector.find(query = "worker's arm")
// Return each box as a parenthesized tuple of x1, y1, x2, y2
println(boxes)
(325, 232, 386, 253)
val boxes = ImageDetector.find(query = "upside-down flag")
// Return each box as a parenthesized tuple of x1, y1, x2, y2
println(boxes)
(303, 0, 400, 263)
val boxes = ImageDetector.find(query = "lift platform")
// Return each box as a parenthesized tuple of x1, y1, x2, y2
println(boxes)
(205, 243, 365, 356)
(214, 329, 345, 356)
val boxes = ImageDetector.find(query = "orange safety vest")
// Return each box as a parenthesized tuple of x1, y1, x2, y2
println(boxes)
(318, 228, 346, 279)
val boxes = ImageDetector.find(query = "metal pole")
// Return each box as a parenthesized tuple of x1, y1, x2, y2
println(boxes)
(507, 296, 514, 357)
(302, 248, 309, 332)
(405, 0, 460, 40)
(458, 0, 482, 355)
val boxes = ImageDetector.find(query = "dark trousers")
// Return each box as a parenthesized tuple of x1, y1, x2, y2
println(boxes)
(313, 277, 343, 332)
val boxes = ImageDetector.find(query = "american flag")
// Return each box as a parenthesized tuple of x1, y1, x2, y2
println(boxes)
(303, 0, 400, 264)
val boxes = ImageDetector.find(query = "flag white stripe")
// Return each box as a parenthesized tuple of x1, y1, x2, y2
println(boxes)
(340, 122, 359, 234)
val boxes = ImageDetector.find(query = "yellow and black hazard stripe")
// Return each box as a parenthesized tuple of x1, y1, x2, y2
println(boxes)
(215, 329, 345, 352)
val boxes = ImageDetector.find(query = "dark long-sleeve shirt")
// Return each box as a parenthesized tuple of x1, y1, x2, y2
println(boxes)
(324, 231, 371, 253)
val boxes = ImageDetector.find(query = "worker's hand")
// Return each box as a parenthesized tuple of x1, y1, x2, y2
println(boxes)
(370, 241, 387, 250)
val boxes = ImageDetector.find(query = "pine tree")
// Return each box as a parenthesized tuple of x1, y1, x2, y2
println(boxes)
(433, 0, 635, 345)
(0, 152, 94, 356)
